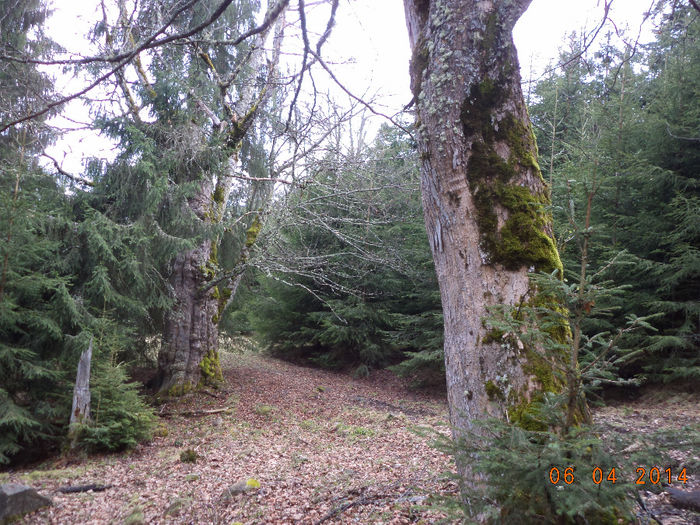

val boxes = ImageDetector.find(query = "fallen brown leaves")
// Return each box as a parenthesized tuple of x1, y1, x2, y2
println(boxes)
(8, 350, 457, 524)
(594, 391, 700, 525)
(7, 352, 698, 524)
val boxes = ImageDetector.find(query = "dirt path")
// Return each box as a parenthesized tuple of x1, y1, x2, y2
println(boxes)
(4, 350, 698, 524)
(6, 351, 456, 524)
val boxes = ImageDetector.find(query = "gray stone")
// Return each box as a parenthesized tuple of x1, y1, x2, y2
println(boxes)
(220, 478, 260, 500)
(0, 483, 52, 524)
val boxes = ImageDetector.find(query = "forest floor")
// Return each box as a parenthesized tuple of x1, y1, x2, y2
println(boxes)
(3, 344, 699, 524)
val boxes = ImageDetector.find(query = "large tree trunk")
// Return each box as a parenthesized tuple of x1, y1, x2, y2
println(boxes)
(403, 0, 570, 439)
(154, 10, 285, 396)
(156, 179, 224, 395)
(157, 243, 222, 395)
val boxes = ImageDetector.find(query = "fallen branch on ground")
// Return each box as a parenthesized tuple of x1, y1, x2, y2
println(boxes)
(667, 487, 700, 513)
(58, 484, 113, 493)
(312, 482, 403, 524)
(158, 408, 230, 417)
(313, 494, 385, 525)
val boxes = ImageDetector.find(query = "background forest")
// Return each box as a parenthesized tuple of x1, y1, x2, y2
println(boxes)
(0, 0, 697, 494)
(232, 1, 700, 388)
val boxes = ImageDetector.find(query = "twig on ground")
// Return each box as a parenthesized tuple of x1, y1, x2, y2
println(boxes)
(312, 482, 403, 524)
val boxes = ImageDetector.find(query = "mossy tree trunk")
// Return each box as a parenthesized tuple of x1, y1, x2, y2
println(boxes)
(154, 4, 286, 396)
(157, 178, 224, 395)
(403, 0, 576, 444)
(157, 176, 260, 394)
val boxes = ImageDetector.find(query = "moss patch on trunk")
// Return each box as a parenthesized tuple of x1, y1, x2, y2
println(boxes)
(461, 79, 562, 276)
(199, 348, 223, 386)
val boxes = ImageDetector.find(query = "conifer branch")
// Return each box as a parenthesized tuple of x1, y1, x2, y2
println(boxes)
(0, 0, 290, 133)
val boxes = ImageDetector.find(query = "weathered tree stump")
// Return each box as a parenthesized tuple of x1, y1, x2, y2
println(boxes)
(68, 338, 92, 449)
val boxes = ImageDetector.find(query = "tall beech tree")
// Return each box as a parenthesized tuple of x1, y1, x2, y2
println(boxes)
(402, 0, 582, 441)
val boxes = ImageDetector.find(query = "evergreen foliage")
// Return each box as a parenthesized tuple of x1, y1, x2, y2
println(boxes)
(0, 161, 70, 463)
(243, 125, 444, 382)
(444, 417, 636, 524)
(78, 0, 276, 378)
(72, 360, 155, 452)
(0, 0, 156, 463)
(529, 0, 700, 385)
(0, 0, 70, 464)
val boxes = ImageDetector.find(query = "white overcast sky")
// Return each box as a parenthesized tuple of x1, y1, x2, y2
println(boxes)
(44, 0, 657, 172)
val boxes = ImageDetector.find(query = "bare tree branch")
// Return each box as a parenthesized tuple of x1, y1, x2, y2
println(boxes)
(284, 0, 311, 132)
(41, 153, 95, 187)
(0, 0, 203, 66)
(231, 174, 292, 184)
(523, 0, 618, 86)
(316, 0, 339, 55)
(310, 50, 414, 138)
(0, 0, 290, 134)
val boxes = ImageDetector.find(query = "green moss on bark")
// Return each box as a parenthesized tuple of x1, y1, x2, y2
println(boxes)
(211, 286, 231, 324)
(245, 216, 262, 248)
(482, 11, 500, 54)
(504, 321, 568, 431)
(199, 349, 223, 386)
(482, 328, 505, 345)
(166, 381, 194, 398)
(527, 292, 572, 343)
(507, 394, 547, 431)
(485, 380, 505, 401)
(461, 78, 561, 274)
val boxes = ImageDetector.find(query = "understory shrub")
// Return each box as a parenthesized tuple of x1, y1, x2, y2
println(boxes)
(72, 361, 155, 452)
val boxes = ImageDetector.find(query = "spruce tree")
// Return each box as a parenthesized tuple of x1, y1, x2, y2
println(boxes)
(0, 0, 157, 463)
(529, 2, 700, 385)
(0, 0, 71, 464)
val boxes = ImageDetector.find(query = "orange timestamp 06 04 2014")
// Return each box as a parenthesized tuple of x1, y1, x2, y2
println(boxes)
(548, 466, 689, 485)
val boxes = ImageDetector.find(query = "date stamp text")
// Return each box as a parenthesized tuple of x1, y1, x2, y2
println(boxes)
(548, 467, 689, 485)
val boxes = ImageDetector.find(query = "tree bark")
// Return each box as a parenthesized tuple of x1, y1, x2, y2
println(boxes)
(157, 179, 223, 395)
(69, 338, 93, 448)
(157, 244, 221, 395)
(70, 338, 93, 425)
(403, 0, 569, 442)
(155, 7, 286, 396)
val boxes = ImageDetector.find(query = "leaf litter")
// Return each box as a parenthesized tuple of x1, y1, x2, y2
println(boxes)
(5, 349, 698, 524)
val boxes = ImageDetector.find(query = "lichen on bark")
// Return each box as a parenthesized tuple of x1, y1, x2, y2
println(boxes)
(409, 35, 430, 99)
